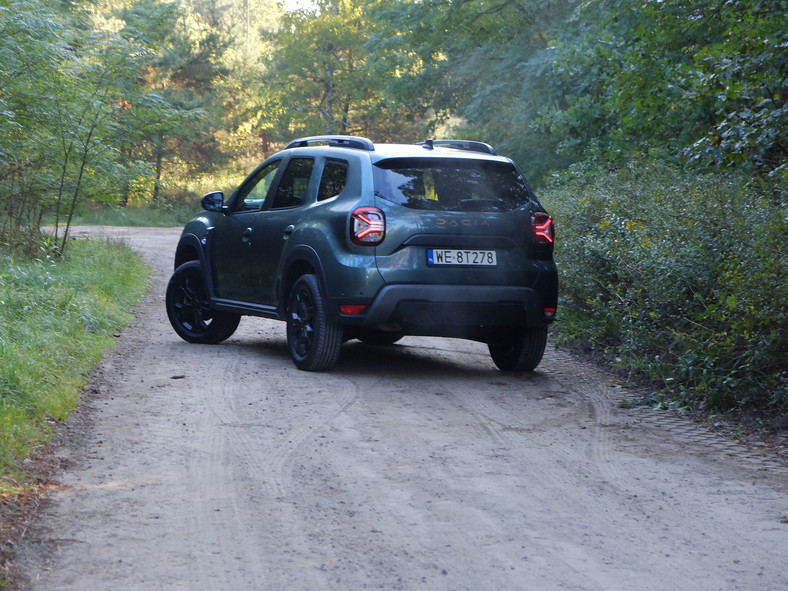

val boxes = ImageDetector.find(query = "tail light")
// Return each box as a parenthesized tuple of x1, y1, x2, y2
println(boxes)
(351, 207, 385, 246)
(532, 213, 554, 246)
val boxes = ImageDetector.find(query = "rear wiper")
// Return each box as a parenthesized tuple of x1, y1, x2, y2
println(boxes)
(454, 198, 507, 211)
(406, 198, 442, 210)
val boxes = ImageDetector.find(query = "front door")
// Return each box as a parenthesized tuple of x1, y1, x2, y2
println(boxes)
(211, 158, 316, 305)
(211, 159, 282, 303)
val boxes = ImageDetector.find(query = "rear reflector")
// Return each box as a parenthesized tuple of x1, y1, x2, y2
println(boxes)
(340, 305, 367, 315)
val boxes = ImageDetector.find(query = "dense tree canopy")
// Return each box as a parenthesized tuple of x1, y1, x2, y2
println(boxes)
(365, 0, 578, 176)
(2, 0, 785, 230)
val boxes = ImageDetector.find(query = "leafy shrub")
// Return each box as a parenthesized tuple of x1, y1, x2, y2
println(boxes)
(542, 159, 787, 411)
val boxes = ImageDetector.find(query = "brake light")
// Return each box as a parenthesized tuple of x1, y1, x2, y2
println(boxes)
(532, 213, 554, 245)
(351, 207, 385, 246)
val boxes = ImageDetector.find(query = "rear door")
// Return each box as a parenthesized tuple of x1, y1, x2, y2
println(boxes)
(248, 157, 315, 304)
(371, 157, 539, 288)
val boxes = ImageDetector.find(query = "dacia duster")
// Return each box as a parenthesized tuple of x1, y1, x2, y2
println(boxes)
(166, 136, 557, 371)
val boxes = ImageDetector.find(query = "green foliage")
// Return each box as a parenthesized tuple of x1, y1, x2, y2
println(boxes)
(367, 0, 577, 179)
(541, 0, 788, 175)
(0, 0, 68, 250)
(543, 160, 788, 411)
(0, 237, 149, 476)
(0, 0, 204, 252)
(260, 0, 428, 142)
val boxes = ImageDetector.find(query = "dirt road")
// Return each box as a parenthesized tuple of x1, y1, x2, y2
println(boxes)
(17, 226, 788, 590)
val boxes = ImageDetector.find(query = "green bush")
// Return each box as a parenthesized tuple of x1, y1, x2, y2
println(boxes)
(542, 159, 787, 412)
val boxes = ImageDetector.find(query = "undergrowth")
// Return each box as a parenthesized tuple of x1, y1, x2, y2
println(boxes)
(542, 159, 787, 415)
(64, 203, 196, 228)
(0, 236, 149, 488)
(63, 166, 253, 229)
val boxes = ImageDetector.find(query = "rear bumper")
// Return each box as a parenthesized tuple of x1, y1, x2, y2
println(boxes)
(360, 284, 553, 337)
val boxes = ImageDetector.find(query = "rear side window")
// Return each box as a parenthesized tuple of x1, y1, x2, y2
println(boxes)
(271, 158, 314, 209)
(373, 158, 534, 212)
(317, 160, 348, 201)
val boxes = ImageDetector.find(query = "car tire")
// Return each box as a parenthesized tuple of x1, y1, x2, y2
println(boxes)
(166, 261, 240, 344)
(488, 326, 548, 371)
(286, 274, 343, 371)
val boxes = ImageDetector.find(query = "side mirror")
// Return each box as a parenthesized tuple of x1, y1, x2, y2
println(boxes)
(201, 191, 225, 212)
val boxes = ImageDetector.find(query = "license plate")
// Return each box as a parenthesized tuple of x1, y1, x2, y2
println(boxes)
(427, 248, 497, 266)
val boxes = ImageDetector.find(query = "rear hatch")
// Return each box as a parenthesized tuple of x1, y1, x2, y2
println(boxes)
(371, 156, 551, 287)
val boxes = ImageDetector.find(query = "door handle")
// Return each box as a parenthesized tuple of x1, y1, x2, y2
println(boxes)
(242, 227, 253, 243)
(283, 225, 295, 239)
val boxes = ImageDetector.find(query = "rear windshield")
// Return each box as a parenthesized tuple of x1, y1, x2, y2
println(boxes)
(373, 158, 534, 212)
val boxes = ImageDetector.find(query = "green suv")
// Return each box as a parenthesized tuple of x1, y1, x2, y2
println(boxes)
(166, 136, 557, 371)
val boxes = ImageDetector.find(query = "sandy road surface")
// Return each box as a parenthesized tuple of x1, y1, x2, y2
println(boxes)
(17, 226, 788, 590)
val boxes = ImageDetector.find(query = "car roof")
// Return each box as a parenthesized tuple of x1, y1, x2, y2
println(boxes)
(369, 143, 510, 164)
(282, 136, 512, 165)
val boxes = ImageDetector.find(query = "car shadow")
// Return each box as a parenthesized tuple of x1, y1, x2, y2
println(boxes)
(224, 332, 551, 385)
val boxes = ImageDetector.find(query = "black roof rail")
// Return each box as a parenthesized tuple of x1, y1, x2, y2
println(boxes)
(418, 139, 497, 155)
(286, 135, 375, 151)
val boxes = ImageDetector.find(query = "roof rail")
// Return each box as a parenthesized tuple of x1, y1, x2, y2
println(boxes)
(418, 139, 497, 155)
(286, 135, 375, 151)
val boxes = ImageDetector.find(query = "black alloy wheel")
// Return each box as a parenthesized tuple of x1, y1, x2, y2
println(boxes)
(286, 274, 343, 371)
(165, 261, 240, 344)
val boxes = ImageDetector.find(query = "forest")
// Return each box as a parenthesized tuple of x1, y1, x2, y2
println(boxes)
(1, 0, 786, 415)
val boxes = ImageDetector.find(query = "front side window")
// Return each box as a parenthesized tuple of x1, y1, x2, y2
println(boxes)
(373, 158, 534, 212)
(235, 160, 281, 212)
(271, 158, 315, 209)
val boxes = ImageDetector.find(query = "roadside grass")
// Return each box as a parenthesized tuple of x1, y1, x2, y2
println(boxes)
(541, 159, 787, 418)
(0, 236, 150, 491)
